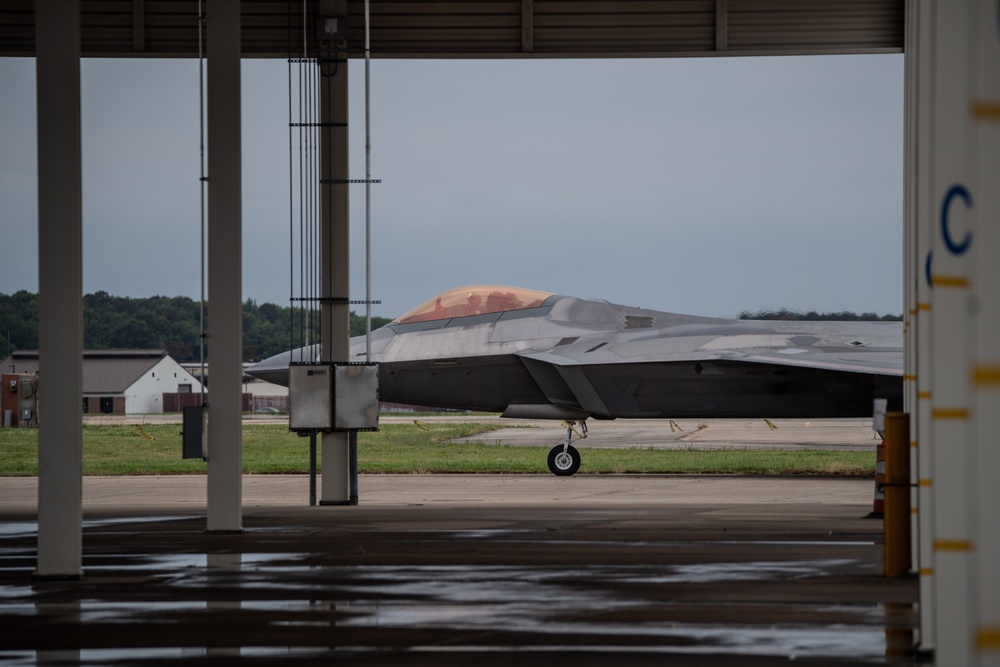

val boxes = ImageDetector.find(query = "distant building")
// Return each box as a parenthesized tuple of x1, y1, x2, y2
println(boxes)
(0, 349, 204, 414)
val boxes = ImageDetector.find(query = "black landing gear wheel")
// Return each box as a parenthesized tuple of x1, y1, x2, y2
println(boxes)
(547, 444, 581, 476)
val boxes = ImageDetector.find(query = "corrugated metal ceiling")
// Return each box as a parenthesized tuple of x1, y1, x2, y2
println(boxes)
(1, 0, 903, 59)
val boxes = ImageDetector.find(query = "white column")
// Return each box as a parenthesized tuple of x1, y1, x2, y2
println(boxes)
(928, 1, 975, 664)
(908, 0, 936, 652)
(970, 0, 1000, 663)
(34, 0, 83, 580)
(206, 0, 243, 532)
(319, 1, 352, 505)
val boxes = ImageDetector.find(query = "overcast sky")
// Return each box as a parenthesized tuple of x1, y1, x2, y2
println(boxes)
(0, 54, 903, 320)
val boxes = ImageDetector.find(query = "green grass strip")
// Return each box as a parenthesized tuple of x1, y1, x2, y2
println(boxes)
(0, 422, 874, 476)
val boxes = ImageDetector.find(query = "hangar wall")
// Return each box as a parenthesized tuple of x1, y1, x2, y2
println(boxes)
(909, 0, 1000, 663)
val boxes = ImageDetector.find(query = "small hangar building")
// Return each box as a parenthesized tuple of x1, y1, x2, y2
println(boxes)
(1, 349, 204, 415)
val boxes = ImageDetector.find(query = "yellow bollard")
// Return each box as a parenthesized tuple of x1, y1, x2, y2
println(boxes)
(883, 412, 911, 577)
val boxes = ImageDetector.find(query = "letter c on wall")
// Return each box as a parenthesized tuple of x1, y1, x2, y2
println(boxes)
(941, 184, 973, 256)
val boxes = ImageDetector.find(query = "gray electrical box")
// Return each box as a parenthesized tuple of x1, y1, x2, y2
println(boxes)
(333, 364, 379, 430)
(289, 363, 379, 433)
(182, 405, 206, 459)
(290, 364, 335, 431)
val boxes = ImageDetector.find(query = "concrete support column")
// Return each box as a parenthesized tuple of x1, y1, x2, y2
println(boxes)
(319, 2, 351, 504)
(34, 0, 83, 579)
(926, 1, 979, 664)
(970, 1, 1000, 663)
(906, 0, 935, 652)
(206, 0, 243, 532)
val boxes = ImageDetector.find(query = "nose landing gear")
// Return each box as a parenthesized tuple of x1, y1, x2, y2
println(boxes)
(547, 420, 587, 476)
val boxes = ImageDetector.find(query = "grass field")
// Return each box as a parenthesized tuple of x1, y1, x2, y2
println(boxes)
(0, 422, 876, 476)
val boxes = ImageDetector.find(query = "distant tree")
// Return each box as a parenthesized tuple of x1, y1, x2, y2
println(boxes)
(2, 290, 397, 362)
(739, 308, 903, 322)
(0, 291, 39, 359)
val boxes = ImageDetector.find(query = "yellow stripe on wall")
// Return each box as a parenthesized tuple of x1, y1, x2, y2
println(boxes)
(934, 539, 973, 552)
(918, 391, 932, 400)
(972, 101, 1000, 121)
(919, 479, 932, 487)
(978, 627, 1000, 652)
(932, 274, 970, 288)
(932, 408, 970, 420)
(919, 567, 933, 576)
(972, 364, 1000, 388)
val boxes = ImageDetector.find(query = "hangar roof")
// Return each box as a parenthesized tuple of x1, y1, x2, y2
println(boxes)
(1, 1, 904, 59)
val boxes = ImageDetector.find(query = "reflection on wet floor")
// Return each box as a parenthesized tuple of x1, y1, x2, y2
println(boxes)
(0, 552, 915, 663)
(0, 501, 918, 665)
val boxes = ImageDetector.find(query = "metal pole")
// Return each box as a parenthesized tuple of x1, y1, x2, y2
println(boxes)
(35, 0, 84, 579)
(309, 431, 317, 506)
(205, 0, 244, 533)
(349, 430, 358, 505)
(364, 0, 372, 361)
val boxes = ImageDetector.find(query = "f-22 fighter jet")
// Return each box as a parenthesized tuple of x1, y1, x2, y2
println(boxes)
(247, 285, 903, 475)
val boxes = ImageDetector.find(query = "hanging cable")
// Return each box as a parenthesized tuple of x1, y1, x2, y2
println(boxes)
(197, 0, 207, 406)
(286, 3, 380, 368)
(364, 0, 372, 362)
(287, 1, 327, 365)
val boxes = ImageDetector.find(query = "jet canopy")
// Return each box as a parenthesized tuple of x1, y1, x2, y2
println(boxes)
(394, 285, 554, 324)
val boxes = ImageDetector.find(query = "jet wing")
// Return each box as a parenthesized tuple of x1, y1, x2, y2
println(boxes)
(513, 324, 903, 419)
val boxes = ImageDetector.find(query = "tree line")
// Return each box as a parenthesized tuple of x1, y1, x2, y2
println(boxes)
(0, 291, 392, 363)
(738, 307, 902, 322)
(1, 291, 903, 362)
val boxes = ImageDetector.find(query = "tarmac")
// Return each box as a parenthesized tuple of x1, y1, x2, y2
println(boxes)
(0, 472, 919, 666)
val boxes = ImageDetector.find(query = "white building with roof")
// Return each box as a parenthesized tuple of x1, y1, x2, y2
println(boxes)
(1, 349, 204, 414)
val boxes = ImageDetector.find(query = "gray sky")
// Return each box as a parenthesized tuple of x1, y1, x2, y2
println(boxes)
(0, 54, 903, 320)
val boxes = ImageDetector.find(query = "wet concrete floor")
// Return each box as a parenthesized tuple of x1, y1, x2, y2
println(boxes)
(0, 475, 918, 665)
